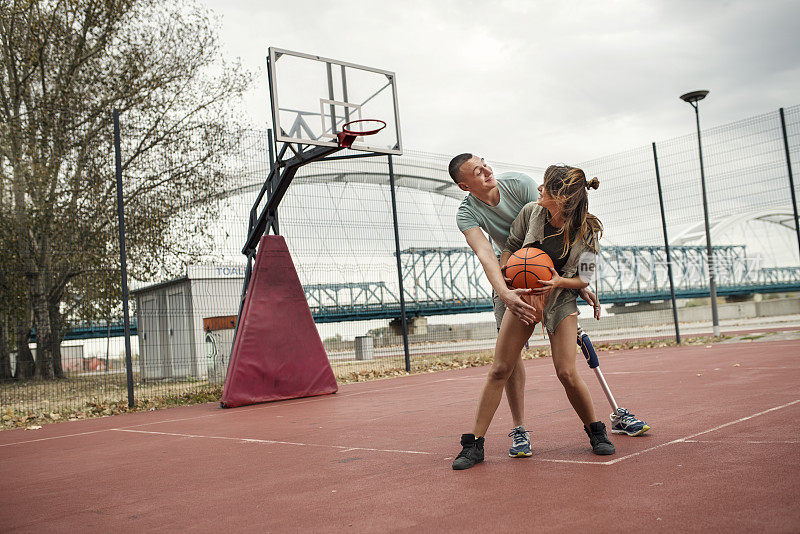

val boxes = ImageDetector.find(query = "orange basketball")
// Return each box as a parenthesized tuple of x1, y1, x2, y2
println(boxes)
(504, 247, 554, 289)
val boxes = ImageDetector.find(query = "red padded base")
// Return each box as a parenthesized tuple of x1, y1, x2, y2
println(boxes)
(221, 236, 337, 407)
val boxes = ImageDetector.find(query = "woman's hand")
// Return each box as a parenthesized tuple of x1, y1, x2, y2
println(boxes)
(579, 287, 601, 320)
(531, 266, 563, 299)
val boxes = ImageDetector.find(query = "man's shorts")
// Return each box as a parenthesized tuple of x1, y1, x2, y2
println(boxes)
(491, 290, 506, 331)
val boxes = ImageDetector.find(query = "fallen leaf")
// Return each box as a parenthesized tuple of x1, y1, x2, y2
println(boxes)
(26, 425, 42, 430)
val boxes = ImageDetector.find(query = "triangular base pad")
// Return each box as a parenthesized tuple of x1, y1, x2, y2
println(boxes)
(221, 235, 337, 407)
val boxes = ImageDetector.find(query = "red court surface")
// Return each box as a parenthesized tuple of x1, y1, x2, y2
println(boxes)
(2, 339, 799, 533)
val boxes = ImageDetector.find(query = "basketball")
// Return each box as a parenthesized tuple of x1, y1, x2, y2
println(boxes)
(504, 247, 554, 289)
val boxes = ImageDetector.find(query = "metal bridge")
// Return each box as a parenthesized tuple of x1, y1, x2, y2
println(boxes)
(59, 244, 799, 339)
(303, 245, 800, 322)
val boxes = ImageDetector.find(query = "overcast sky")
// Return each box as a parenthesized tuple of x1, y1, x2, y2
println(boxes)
(202, 0, 800, 166)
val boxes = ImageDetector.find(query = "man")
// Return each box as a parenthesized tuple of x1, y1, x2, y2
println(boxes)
(449, 153, 649, 470)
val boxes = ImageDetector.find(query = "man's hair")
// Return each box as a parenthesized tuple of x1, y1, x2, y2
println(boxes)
(448, 153, 473, 183)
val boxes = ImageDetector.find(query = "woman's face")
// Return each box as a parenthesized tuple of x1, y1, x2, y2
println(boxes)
(537, 182, 562, 212)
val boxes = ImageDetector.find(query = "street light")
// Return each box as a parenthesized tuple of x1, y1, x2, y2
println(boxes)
(680, 89, 720, 337)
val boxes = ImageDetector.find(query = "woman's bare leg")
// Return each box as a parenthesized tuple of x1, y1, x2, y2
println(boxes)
(549, 314, 597, 425)
(472, 313, 535, 437)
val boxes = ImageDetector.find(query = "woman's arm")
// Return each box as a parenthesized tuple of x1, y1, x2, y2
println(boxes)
(552, 273, 589, 290)
(532, 268, 588, 294)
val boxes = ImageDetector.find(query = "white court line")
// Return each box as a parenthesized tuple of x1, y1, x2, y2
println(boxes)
(111, 428, 434, 455)
(535, 458, 608, 465)
(523, 399, 800, 466)
(684, 440, 800, 444)
(0, 379, 450, 448)
(102, 380, 449, 430)
(0, 429, 108, 448)
(597, 398, 800, 466)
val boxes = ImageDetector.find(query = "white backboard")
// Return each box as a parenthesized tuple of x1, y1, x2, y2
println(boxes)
(268, 47, 402, 155)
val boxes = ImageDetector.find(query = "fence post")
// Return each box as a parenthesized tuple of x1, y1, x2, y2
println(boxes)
(113, 109, 135, 408)
(652, 142, 681, 344)
(779, 108, 800, 264)
(388, 155, 411, 372)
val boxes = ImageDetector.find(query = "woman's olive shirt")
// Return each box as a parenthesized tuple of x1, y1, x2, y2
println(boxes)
(503, 202, 600, 335)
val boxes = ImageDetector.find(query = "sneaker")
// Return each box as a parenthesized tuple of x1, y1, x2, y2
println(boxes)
(610, 408, 650, 436)
(452, 434, 485, 470)
(508, 426, 532, 457)
(584, 421, 615, 455)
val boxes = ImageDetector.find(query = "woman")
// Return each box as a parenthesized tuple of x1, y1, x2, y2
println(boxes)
(452, 165, 613, 470)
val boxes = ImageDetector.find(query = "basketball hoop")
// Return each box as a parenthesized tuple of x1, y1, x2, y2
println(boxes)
(336, 119, 386, 148)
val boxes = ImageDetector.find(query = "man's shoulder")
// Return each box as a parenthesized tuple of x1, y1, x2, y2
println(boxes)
(457, 194, 474, 212)
(456, 196, 480, 230)
(497, 171, 535, 184)
(498, 171, 538, 203)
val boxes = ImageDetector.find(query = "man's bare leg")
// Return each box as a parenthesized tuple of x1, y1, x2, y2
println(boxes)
(504, 355, 526, 428)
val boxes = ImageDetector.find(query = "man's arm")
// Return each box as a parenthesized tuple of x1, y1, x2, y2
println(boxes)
(462, 227, 537, 325)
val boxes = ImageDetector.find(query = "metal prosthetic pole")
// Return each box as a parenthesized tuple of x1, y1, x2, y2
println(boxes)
(577, 324, 619, 412)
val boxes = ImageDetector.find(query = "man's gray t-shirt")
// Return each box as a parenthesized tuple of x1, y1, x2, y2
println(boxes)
(456, 172, 539, 256)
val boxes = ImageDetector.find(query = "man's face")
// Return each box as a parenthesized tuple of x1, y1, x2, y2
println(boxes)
(457, 156, 496, 192)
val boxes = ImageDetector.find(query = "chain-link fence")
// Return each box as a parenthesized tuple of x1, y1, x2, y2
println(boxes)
(2, 105, 799, 422)
(580, 105, 800, 344)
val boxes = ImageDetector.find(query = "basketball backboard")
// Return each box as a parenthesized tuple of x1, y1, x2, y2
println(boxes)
(267, 47, 402, 155)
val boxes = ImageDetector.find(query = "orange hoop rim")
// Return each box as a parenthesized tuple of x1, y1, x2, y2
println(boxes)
(340, 119, 387, 136)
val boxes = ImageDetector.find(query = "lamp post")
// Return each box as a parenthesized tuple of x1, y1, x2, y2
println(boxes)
(680, 89, 720, 337)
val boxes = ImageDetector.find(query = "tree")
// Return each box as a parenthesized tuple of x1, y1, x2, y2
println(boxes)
(0, 0, 250, 379)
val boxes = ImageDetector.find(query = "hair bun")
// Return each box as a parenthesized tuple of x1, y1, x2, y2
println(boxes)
(586, 177, 600, 190)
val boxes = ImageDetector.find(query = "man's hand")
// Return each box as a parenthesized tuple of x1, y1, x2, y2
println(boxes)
(500, 265, 513, 289)
(579, 287, 601, 320)
(499, 287, 538, 325)
(500, 265, 539, 324)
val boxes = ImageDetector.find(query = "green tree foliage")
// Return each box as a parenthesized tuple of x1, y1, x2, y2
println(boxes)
(0, 0, 250, 379)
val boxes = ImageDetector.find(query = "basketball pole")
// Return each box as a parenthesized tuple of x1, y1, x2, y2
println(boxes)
(652, 142, 681, 345)
(779, 108, 800, 266)
(113, 109, 135, 408)
(388, 155, 411, 372)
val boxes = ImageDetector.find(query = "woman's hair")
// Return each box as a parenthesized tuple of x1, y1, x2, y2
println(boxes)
(541, 164, 603, 256)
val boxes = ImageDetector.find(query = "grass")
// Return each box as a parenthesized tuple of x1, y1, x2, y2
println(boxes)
(740, 333, 768, 340)
(1, 373, 222, 430)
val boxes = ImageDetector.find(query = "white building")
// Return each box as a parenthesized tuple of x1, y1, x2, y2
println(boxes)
(132, 264, 244, 380)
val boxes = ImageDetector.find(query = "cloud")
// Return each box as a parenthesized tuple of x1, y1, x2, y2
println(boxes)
(203, 0, 800, 165)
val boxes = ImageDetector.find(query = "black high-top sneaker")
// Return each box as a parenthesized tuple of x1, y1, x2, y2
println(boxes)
(584, 421, 615, 455)
(452, 433, 485, 470)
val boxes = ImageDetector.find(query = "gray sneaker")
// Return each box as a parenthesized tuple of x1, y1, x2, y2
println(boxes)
(508, 426, 532, 457)
(610, 408, 650, 436)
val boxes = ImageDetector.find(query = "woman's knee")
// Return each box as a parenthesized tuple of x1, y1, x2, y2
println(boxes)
(555, 367, 579, 388)
(489, 362, 514, 382)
